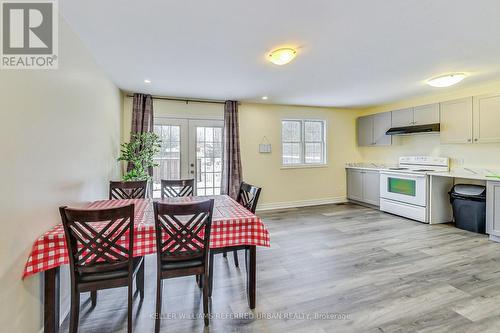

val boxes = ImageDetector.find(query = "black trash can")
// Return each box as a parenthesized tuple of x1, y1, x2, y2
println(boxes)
(449, 184, 486, 234)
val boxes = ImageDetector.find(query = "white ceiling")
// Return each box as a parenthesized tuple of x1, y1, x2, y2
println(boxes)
(61, 0, 500, 108)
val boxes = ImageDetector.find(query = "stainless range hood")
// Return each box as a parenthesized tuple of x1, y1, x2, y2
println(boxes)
(386, 123, 440, 135)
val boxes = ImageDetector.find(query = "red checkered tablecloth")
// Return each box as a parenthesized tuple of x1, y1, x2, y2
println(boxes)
(23, 195, 270, 278)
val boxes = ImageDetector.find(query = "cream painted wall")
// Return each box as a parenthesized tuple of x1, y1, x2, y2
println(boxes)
(239, 103, 360, 207)
(356, 80, 500, 169)
(122, 97, 224, 143)
(122, 100, 359, 207)
(0, 18, 122, 333)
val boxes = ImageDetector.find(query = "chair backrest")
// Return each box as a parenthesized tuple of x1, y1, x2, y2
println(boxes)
(236, 182, 262, 213)
(153, 199, 214, 264)
(161, 179, 194, 199)
(59, 204, 135, 278)
(109, 180, 147, 199)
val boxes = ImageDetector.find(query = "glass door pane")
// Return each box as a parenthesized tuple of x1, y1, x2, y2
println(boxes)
(188, 119, 224, 196)
(195, 126, 223, 196)
(152, 118, 189, 198)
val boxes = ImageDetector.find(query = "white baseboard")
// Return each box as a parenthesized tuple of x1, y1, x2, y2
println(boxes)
(256, 196, 347, 211)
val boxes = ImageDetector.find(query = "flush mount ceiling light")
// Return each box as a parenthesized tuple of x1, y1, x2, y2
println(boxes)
(426, 73, 466, 88)
(144, 79, 151, 84)
(268, 48, 297, 65)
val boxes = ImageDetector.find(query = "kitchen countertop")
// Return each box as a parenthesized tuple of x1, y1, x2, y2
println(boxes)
(429, 170, 500, 181)
(346, 164, 500, 181)
(345, 163, 396, 171)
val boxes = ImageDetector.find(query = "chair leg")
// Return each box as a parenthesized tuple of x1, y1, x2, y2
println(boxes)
(136, 261, 145, 301)
(127, 283, 133, 333)
(155, 279, 163, 333)
(69, 290, 80, 333)
(208, 252, 214, 297)
(203, 273, 209, 326)
(90, 290, 97, 308)
(233, 250, 239, 267)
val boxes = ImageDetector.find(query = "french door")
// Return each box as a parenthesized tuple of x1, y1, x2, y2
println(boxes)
(153, 118, 224, 198)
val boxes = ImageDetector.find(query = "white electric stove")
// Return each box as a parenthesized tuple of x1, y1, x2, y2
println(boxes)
(379, 156, 449, 223)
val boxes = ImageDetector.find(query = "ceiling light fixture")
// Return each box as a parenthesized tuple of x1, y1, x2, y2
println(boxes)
(426, 73, 466, 88)
(262, 96, 268, 100)
(268, 48, 297, 65)
(144, 79, 151, 84)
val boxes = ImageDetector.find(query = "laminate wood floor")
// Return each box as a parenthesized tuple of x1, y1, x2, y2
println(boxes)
(61, 203, 500, 333)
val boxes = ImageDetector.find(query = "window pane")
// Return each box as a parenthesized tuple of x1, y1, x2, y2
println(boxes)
(305, 121, 323, 142)
(282, 142, 301, 164)
(205, 127, 213, 142)
(214, 127, 222, 142)
(305, 143, 323, 164)
(282, 121, 301, 142)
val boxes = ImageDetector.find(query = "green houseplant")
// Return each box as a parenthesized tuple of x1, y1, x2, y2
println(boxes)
(118, 132, 161, 181)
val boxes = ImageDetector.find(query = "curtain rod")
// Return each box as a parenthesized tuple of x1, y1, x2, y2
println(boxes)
(126, 94, 232, 105)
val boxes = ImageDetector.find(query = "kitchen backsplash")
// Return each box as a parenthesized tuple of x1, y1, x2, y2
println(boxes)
(357, 134, 500, 169)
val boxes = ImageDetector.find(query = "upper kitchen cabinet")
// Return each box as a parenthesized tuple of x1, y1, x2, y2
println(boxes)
(373, 112, 392, 145)
(413, 103, 440, 125)
(391, 104, 439, 128)
(473, 93, 500, 143)
(357, 115, 373, 146)
(440, 97, 473, 144)
(357, 113, 392, 146)
(391, 108, 413, 127)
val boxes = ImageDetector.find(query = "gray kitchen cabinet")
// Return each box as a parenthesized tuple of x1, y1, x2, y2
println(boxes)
(373, 112, 392, 145)
(347, 169, 364, 202)
(473, 93, 500, 143)
(391, 104, 439, 128)
(414, 103, 440, 125)
(346, 169, 380, 206)
(357, 112, 391, 146)
(363, 170, 380, 206)
(357, 115, 374, 146)
(440, 97, 473, 144)
(487, 181, 500, 238)
(391, 108, 414, 127)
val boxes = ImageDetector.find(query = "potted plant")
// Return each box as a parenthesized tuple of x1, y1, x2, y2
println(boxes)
(118, 132, 162, 187)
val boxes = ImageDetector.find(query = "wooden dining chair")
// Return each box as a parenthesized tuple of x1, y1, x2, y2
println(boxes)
(223, 182, 262, 267)
(109, 180, 148, 199)
(59, 204, 145, 333)
(160, 179, 195, 198)
(153, 199, 214, 330)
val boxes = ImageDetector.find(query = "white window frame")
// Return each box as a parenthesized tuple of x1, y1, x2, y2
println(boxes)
(281, 119, 327, 168)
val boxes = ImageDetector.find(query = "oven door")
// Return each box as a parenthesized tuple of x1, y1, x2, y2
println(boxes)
(380, 172, 427, 207)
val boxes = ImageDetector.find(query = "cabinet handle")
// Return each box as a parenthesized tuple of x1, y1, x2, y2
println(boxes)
(474, 138, 478, 142)
(467, 138, 472, 142)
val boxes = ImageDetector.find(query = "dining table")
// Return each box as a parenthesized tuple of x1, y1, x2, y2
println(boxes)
(23, 195, 270, 333)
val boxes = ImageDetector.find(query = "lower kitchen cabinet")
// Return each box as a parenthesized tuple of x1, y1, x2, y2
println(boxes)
(487, 181, 500, 239)
(346, 169, 380, 206)
(363, 170, 380, 206)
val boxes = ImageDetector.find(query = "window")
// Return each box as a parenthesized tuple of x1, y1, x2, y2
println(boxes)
(282, 119, 326, 166)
